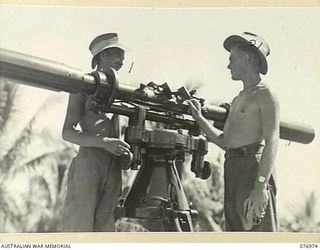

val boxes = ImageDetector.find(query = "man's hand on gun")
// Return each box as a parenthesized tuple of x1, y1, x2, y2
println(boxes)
(187, 99, 202, 118)
(101, 137, 131, 156)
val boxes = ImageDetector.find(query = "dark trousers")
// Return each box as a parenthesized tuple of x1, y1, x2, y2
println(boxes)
(224, 152, 278, 232)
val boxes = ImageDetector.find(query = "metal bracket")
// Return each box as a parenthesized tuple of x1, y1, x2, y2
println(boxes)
(90, 67, 119, 110)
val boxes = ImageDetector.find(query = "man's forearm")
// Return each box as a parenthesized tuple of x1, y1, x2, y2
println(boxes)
(193, 113, 225, 149)
(255, 138, 278, 188)
(62, 128, 105, 148)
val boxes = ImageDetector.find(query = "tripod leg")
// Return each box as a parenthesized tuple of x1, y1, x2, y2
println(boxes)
(162, 212, 193, 232)
(162, 217, 182, 232)
(161, 160, 195, 232)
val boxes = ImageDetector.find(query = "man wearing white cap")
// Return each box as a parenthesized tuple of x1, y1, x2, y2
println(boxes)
(61, 33, 131, 231)
(188, 32, 279, 231)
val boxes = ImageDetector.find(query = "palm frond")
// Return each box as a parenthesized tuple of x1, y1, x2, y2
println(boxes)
(0, 87, 75, 232)
(0, 93, 66, 175)
(0, 145, 74, 233)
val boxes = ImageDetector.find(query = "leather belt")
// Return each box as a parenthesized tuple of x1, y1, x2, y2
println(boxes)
(225, 143, 264, 159)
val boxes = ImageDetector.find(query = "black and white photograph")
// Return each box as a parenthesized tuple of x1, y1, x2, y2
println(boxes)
(0, 3, 319, 239)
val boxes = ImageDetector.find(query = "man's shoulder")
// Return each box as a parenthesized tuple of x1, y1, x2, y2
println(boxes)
(255, 82, 270, 91)
(255, 83, 276, 97)
(255, 83, 279, 107)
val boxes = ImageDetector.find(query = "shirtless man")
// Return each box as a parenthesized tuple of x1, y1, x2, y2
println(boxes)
(61, 33, 131, 232)
(188, 32, 279, 231)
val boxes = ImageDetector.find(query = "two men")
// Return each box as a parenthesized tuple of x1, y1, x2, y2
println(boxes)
(188, 32, 279, 231)
(61, 33, 131, 231)
(61, 31, 279, 232)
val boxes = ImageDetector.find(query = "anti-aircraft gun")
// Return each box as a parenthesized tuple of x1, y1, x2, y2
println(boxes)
(0, 48, 315, 231)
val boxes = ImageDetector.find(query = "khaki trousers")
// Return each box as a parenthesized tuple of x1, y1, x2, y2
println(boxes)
(61, 147, 121, 232)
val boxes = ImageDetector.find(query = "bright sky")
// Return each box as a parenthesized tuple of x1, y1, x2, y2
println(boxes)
(0, 5, 319, 220)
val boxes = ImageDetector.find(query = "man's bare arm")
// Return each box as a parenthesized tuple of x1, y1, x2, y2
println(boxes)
(188, 99, 225, 149)
(62, 93, 102, 147)
(62, 93, 130, 156)
(244, 87, 280, 218)
(256, 87, 280, 185)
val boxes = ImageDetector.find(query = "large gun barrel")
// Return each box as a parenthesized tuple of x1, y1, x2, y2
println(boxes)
(0, 47, 96, 94)
(0, 47, 315, 144)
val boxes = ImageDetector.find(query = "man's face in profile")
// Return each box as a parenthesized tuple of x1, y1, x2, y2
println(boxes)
(227, 47, 247, 81)
(99, 47, 125, 71)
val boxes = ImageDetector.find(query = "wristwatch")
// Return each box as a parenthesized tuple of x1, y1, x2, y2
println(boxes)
(256, 176, 267, 184)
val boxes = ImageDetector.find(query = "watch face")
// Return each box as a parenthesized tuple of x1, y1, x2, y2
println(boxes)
(258, 176, 266, 183)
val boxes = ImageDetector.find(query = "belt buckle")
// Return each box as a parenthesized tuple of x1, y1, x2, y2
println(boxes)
(225, 150, 231, 159)
(225, 150, 229, 159)
(242, 147, 249, 156)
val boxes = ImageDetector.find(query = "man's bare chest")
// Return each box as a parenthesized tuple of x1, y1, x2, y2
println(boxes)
(229, 92, 259, 119)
